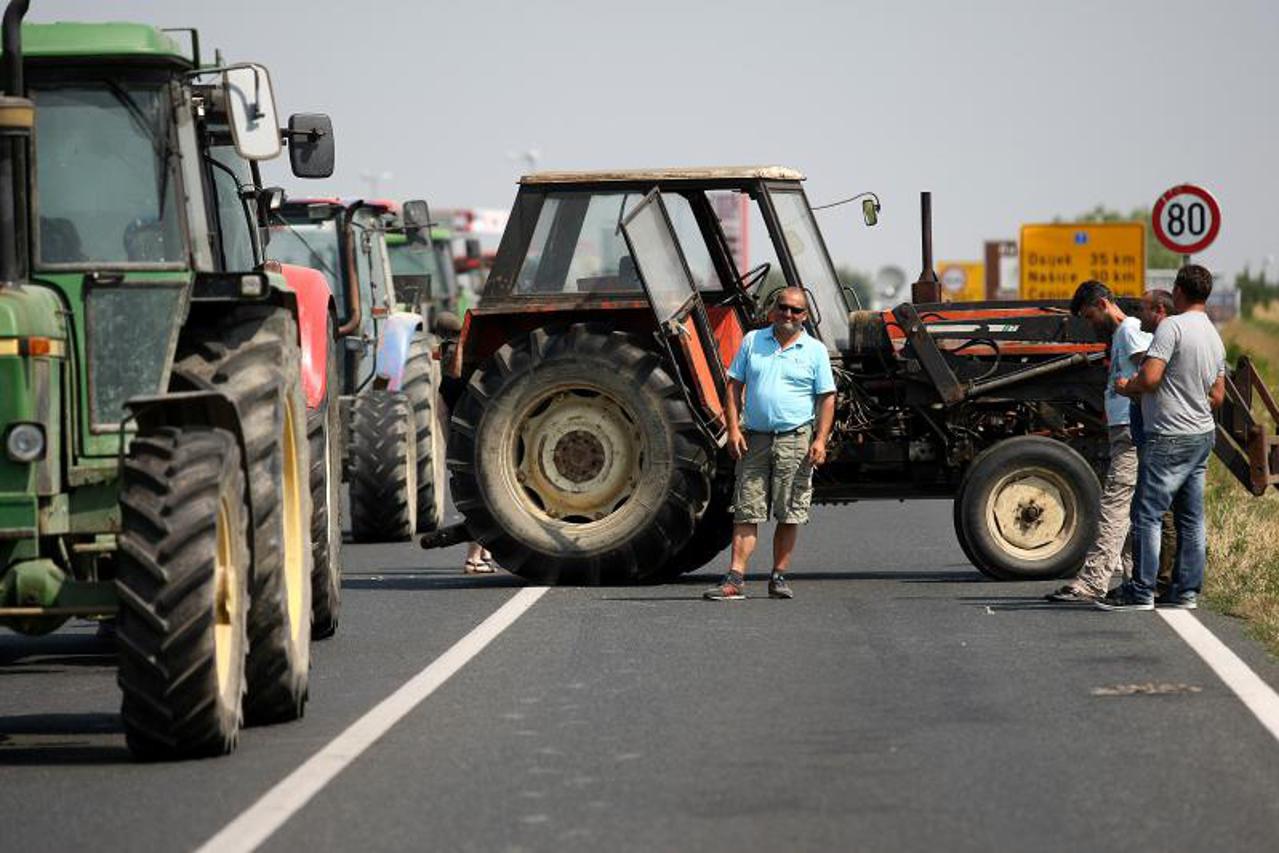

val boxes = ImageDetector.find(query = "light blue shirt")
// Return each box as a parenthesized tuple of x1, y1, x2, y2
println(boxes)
(727, 327, 836, 432)
(1107, 316, 1152, 426)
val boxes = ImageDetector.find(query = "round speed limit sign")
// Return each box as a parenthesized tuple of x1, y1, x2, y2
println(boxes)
(1152, 184, 1220, 255)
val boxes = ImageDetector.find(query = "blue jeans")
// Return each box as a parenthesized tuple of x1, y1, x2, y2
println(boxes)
(1129, 431, 1215, 602)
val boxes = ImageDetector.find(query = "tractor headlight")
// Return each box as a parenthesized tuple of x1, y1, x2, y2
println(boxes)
(5, 423, 45, 463)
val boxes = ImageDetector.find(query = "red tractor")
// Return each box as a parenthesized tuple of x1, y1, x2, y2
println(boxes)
(424, 167, 1278, 584)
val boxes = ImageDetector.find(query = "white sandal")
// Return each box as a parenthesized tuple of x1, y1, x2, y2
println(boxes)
(464, 557, 496, 574)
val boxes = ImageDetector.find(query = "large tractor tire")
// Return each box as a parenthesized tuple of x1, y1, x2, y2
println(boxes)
(955, 436, 1101, 581)
(348, 390, 419, 541)
(403, 332, 446, 532)
(654, 458, 735, 581)
(174, 305, 312, 725)
(309, 321, 343, 639)
(116, 427, 250, 760)
(447, 324, 712, 585)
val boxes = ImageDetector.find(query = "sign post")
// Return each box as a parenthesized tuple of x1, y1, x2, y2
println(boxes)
(1151, 183, 1220, 267)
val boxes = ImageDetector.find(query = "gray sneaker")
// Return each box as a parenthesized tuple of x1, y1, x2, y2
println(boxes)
(703, 572, 746, 601)
(768, 573, 794, 600)
(1156, 592, 1198, 610)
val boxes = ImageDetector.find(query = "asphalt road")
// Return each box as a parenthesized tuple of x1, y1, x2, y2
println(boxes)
(3, 501, 1279, 852)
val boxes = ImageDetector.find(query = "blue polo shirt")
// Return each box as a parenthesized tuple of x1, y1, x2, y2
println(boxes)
(727, 327, 836, 432)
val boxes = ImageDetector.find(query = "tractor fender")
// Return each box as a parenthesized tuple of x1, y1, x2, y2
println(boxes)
(375, 311, 425, 393)
(275, 263, 335, 410)
(124, 389, 258, 570)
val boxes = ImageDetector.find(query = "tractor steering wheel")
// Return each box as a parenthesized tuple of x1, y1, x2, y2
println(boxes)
(734, 261, 771, 314)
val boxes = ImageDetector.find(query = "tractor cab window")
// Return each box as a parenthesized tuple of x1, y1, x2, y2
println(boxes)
(664, 194, 722, 292)
(767, 189, 850, 351)
(268, 216, 345, 314)
(514, 191, 723, 296)
(207, 146, 257, 271)
(32, 82, 185, 267)
(515, 192, 638, 294)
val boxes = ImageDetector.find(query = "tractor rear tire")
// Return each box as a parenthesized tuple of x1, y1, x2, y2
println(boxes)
(403, 332, 446, 532)
(309, 322, 343, 639)
(447, 324, 711, 584)
(174, 304, 312, 725)
(116, 427, 250, 760)
(957, 436, 1100, 581)
(348, 390, 419, 542)
(654, 459, 735, 580)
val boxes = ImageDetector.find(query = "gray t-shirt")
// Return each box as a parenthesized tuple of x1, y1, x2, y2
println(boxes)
(1140, 311, 1226, 436)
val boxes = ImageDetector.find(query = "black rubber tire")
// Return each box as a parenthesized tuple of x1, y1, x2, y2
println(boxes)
(116, 427, 250, 760)
(309, 320, 343, 640)
(957, 436, 1101, 581)
(174, 304, 312, 724)
(951, 476, 988, 575)
(447, 323, 712, 585)
(653, 457, 735, 581)
(348, 390, 418, 541)
(403, 332, 445, 532)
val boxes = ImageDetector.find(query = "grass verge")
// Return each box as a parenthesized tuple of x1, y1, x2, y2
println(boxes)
(1204, 303, 1279, 654)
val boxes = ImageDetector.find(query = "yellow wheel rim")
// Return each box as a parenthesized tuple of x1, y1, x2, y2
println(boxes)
(214, 496, 240, 702)
(280, 397, 306, 649)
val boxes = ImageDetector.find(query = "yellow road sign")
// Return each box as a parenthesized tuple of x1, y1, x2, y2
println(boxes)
(1019, 222, 1145, 300)
(936, 261, 985, 302)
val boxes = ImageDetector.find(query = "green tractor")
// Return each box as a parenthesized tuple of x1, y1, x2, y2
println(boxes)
(385, 216, 463, 324)
(0, 3, 339, 758)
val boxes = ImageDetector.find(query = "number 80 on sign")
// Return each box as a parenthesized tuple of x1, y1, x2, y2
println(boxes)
(1152, 183, 1220, 255)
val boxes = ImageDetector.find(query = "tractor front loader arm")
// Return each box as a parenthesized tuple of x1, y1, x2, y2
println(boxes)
(1215, 356, 1279, 496)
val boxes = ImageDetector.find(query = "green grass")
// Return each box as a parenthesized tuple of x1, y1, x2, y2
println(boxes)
(1204, 305, 1279, 654)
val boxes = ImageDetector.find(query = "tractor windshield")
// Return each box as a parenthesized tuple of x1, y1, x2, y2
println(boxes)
(269, 218, 345, 310)
(32, 82, 185, 267)
(766, 188, 850, 351)
(513, 191, 723, 296)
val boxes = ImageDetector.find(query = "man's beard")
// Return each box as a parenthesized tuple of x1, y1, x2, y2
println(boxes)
(773, 318, 802, 336)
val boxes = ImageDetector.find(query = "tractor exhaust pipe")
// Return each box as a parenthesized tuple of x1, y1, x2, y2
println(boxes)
(0, 0, 32, 287)
(2, 0, 28, 96)
(911, 191, 941, 304)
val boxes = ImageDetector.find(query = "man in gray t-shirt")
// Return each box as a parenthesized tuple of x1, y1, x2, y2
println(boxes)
(1101, 265, 1226, 610)
(1138, 311, 1226, 435)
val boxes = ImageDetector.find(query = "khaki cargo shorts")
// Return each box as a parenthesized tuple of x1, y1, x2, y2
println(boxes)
(731, 424, 815, 525)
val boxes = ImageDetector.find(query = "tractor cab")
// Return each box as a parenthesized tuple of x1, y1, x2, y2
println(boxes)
(269, 197, 397, 391)
(450, 167, 860, 440)
(385, 211, 461, 325)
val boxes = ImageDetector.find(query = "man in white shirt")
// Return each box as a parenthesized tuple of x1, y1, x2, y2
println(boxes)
(1047, 280, 1152, 603)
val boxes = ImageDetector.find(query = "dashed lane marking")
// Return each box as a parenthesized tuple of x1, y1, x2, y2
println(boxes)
(1160, 609, 1279, 743)
(195, 585, 549, 853)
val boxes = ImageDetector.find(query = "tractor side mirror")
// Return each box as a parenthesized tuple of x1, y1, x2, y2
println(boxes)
(862, 197, 879, 227)
(224, 64, 282, 160)
(402, 199, 431, 246)
(465, 238, 481, 260)
(287, 113, 335, 179)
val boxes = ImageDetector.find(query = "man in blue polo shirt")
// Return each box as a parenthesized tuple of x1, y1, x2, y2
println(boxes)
(703, 286, 836, 601)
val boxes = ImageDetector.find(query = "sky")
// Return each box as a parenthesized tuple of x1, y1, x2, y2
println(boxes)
(32, 0, 1279, 282)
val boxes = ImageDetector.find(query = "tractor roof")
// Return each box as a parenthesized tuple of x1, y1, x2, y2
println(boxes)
(519, 165, 805, 185)
(18, 22, 191, 65)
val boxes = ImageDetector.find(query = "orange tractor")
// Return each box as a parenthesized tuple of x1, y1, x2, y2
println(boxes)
(423, 167, 1278, 584)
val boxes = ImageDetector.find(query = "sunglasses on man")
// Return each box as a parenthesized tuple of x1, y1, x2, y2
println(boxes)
(774, 304, 807, 316)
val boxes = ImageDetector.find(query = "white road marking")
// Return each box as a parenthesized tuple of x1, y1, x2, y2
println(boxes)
(1159, 609, 1279, 743)
(195, 586, 549, 853)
